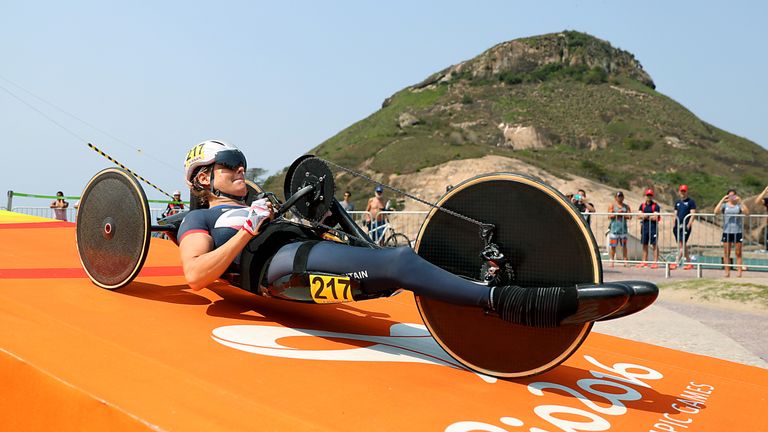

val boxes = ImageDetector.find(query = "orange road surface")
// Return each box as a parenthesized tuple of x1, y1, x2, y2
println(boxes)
(1, 212, 766, 431)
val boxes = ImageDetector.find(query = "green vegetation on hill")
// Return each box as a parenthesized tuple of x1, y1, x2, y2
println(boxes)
(264, 31, 767, 210)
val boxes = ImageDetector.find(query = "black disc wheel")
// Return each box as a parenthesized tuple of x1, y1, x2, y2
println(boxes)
(284, 156, 335, 222)
(414, 173, 601, 378)
(384, 233, 411, 248)
(76, 168, 151, 290)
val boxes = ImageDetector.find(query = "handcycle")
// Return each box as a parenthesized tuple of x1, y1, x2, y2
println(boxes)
(75, 155, 658, 378)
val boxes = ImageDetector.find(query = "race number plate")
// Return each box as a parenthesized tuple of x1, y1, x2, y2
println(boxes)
(309, 275, 353, 304)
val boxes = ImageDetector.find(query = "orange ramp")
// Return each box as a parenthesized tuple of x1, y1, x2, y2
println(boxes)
(1, 216, 767, 431)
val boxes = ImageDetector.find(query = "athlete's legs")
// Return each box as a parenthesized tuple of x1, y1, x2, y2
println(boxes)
(265, 241, 492, 308)
(262, 241, 642, 327)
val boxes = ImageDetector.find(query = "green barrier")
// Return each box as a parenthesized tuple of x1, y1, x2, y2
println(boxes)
(9, 191, 188, 205)
(11, 192, 81, 200)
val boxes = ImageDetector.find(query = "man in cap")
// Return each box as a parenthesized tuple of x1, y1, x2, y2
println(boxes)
(637, 188, 661, 268)
(672, 184, 697, 269)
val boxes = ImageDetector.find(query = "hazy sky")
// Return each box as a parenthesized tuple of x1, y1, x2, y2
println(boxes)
(2, 1, 766, 206)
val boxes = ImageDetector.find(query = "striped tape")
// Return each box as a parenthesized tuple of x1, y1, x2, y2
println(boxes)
(87, 142, 175, 200)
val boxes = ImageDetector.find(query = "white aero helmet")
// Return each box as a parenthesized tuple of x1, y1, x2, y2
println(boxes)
(184, 140, 247, 187)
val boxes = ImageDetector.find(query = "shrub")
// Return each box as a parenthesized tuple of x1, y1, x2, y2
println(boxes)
(580, 160, 609, 183)
(742, 174, 762, 189)
(583, 67, 608, 84)
(498, 71, 523, 85)
(623, 137, 653, 151)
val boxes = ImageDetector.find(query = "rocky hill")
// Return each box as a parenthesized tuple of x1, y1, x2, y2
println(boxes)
(264, 31, 768, 211)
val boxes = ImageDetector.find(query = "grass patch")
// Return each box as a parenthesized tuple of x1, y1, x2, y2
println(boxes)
(659, 279, 768, 309)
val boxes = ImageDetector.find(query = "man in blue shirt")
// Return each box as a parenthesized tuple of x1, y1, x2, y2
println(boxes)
(671, 184, 697, 270)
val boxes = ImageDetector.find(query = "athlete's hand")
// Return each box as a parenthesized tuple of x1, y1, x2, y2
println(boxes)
(242, 198, 273, 236)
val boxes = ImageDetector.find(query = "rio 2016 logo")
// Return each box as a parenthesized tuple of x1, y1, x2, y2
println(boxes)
(446, 355, 665, 432)
(212, 323, 713, 432)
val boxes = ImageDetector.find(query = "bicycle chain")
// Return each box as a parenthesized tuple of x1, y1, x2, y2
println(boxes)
(315, 157, 495, 234)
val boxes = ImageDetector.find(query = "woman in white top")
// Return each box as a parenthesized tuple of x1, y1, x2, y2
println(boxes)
(714, 190, 750, 277)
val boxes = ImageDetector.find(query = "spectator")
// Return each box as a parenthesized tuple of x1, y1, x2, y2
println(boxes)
(339, 191, 355, 212)
(365, 185, 387, 241)
(671, 184, 697, 270)
(161, 190, 186, 218)
(637, 188, 661, 268)
(573, 189, 596, 224)
(756, 185, 768, 251)
(715, 190, 749, 277)
(50, 191, 69, 221)
(607, 191, 631, 267)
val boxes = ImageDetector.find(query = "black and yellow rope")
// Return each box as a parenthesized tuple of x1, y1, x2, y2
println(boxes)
(87, 143, 174, 200)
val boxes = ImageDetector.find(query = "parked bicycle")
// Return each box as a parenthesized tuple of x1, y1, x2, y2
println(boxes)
(368, 217, 411, 247)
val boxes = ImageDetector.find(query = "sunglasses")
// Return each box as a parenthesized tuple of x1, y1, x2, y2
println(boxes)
(214, 149, 247, 171)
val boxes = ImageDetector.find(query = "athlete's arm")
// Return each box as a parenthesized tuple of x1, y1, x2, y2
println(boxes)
(180, 230, 254, 290)
(180, 201, 272, 290)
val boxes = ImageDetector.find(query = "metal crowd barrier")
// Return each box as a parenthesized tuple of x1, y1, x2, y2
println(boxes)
(11, 200, 766, 275)
(680, 212, 768, 274)
(8, 205, 427, 246)
(587, 211, 768, 276)
(6, 190, 186, 220)
(346, 211, 429, 247)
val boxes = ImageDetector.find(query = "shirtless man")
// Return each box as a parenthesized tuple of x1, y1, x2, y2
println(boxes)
(365, 185, 387, 241)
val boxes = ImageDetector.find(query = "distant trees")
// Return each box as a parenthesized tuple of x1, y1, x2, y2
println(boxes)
(245, 167, 268, 184)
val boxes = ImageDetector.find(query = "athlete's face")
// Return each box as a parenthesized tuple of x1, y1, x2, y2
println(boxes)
(213, 163, 247, 196)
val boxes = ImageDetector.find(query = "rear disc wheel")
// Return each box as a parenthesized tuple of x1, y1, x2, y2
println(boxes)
(414, 173, 601, 378)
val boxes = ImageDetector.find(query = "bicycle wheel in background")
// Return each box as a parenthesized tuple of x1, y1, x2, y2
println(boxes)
(384, 233, 411, 248)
